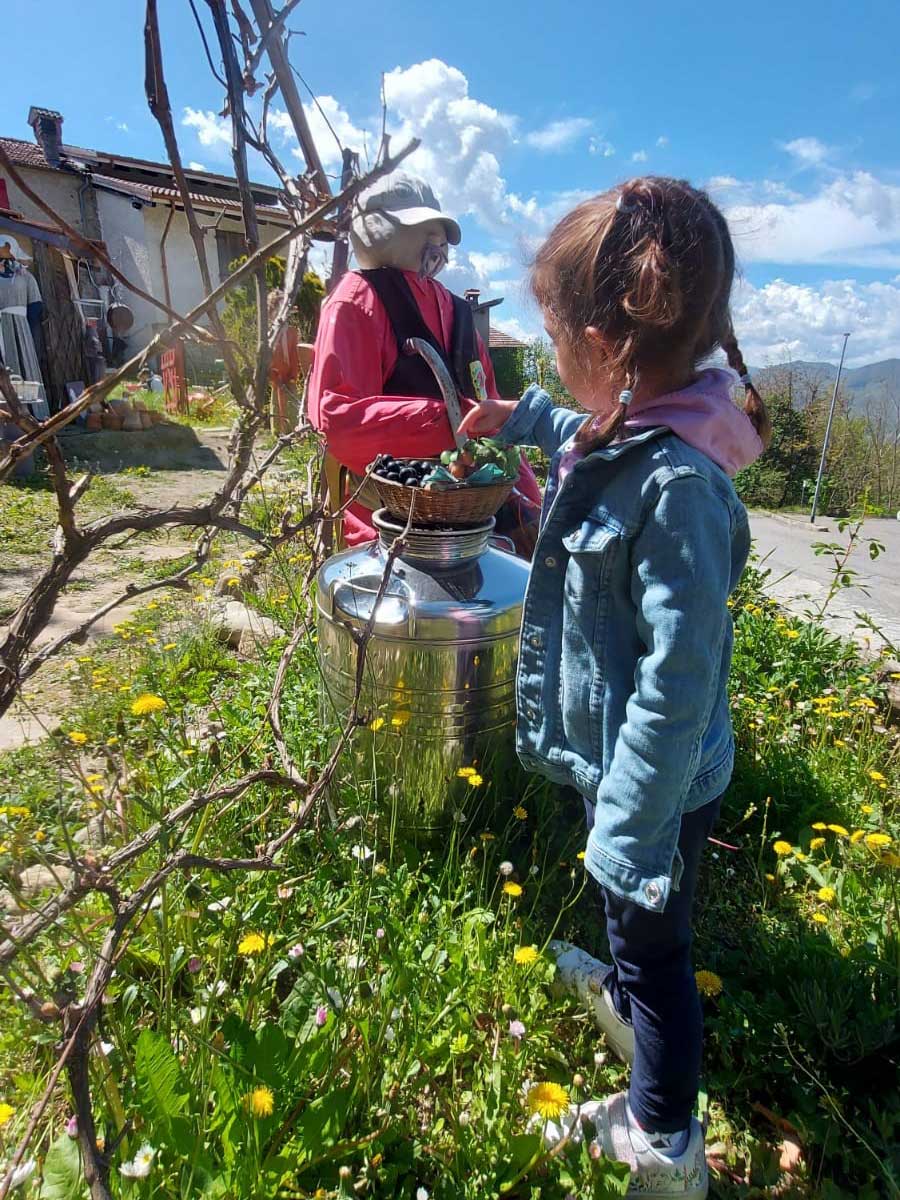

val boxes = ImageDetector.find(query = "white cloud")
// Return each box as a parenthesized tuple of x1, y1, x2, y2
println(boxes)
(493, 314, 536, 343)
(269, 98, 370, 172)
(780, 136, 832, 166)
(731, 276, 900, 366)
(524, 117, 592, 152)
(381, 59, 539, 235)
(182, 108, 231, 147)
(725, 171, 900, 269)
(468, 250, 514, 276)
(631, 149, 648, 163)
(656, 135, 669, 148)
(188, 161, 207, 172)
(589, 137, 615, 157)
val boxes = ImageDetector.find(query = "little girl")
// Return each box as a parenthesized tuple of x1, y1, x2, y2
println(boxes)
(458, 177, 769, 1198)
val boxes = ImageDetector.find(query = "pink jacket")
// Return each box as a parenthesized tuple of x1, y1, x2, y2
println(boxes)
(308, 270, 542, 545)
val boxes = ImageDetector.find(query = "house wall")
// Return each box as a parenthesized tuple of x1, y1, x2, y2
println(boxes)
(95, 188, 157, 346)
(4, 166, 85, 232)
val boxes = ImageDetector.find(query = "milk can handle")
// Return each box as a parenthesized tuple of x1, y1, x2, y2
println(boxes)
(331, 578, 415, 637)
(490, 534, 517, 555)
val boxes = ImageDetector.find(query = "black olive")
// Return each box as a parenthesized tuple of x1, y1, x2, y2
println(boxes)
(384, 470, 401, 482)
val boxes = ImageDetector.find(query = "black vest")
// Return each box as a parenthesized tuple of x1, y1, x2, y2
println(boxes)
(358, 267, 478, 400)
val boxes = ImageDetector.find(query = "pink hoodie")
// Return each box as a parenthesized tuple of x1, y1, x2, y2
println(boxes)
(622, 367, 763, 477)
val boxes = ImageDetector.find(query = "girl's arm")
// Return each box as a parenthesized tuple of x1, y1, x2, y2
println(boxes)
(592, 477, 734, 882)
(458, 385, 585, 456)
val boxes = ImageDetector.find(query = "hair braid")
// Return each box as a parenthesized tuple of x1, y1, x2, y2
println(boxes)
(722, 329, 772, 449)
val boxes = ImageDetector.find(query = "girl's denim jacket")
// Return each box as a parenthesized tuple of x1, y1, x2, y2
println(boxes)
(499, 387, 750, 912)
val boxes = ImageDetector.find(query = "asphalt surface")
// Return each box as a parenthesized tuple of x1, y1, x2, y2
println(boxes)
(748, 511, 900, 651)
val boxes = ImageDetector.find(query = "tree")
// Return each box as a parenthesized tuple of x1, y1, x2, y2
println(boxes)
(734, 391, 819, 508)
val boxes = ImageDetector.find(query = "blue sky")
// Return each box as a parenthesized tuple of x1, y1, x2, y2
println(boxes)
(3, 0, 900, 365)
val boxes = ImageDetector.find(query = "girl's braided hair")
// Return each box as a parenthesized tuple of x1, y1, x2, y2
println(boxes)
(530, 176, 771, 452)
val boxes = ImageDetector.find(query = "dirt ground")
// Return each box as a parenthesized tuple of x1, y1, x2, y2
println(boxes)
(0, 427, 235, 751)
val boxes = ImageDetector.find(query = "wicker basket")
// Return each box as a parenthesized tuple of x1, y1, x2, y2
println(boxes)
(371, 458, 518, 526)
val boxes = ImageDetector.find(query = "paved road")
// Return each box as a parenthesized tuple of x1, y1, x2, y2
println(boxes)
(748, 512, 900, 651)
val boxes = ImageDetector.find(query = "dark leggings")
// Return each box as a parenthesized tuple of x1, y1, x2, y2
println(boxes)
(602, 795, 721, 1132)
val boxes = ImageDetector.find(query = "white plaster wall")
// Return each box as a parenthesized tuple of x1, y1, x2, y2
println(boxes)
(96, 189, 158, 348)
(4, 166, 85, 231)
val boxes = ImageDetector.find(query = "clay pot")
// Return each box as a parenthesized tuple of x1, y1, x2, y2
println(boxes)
(139, 410, 153, 430)
(122, 406, 143, 432)
(101, 411, 123, 431)
(149, 410, 164, 425)
(109, 398, 128, 416)
(85, 412, 103, 432)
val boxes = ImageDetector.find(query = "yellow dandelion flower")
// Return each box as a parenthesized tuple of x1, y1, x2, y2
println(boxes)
(34, 830, 46, 843)
(812, 913, 828, 925)
(865, 833, 892, 850)
(811, 822, 827, 831)
(466, 773, 484, 787)
(0, 1101, 14, 1127)
(852, 697, 877, 710)
(238, 932, 270, 956)
(513, 805, 528, 820)
(68, 731, 88, 745)
(163, 643, 177, 651)
(773, 840, 793, 856)
(850, 829, 865, 843)
(369, 717, 385, 732)
(695, 969, 723, 997)
(84, 773, 102, 783)
(861, 804, 874, 815)
(879, 852, 900, 868)
(576, 850, 586, 861)
(480, 832, 496, 841)
(513, 945, 539, 966)
(503, 881, 523, 898)
(809, 837, 826, 850)
(526, 1082, 570, 1122)
(457, 766, 476, 778)
(782, 629, 800, 639)
(827, 824, 849, 837)
(88, 785, 104, 795)
(131, 694, 167, 717)
(816, 886, 836, 903)
(243, 1086, 274, 1118)
(390, 710, 411, 728)
(765, 873, 775, 881)
(868, 770, 886, 783)
(106, 736, 118, 747)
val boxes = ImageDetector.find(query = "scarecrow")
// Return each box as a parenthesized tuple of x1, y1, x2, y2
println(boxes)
(307, 171, 541, 553)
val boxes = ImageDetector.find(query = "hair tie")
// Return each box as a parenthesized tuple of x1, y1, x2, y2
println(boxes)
(618, 388, 633, 406)
(739, 372, 752, 386)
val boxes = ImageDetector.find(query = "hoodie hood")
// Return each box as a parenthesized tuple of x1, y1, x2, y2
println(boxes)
(624, 367, 764, 477)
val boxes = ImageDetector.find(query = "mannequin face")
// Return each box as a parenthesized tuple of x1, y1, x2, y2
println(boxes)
(351, 218, 451, 276)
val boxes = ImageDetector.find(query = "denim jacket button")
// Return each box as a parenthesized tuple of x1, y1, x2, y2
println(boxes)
(529, 634, 541, 648)
(544, 555, 557, 568)
(644, 881, 662, 906)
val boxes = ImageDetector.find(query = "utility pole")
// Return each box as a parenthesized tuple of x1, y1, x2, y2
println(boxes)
(810, 332, 851, 524)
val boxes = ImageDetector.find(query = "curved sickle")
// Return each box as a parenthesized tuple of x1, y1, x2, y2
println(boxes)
(404, 337, 466, 449)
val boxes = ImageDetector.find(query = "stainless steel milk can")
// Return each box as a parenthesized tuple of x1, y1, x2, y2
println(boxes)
(316, 511, 530, 833)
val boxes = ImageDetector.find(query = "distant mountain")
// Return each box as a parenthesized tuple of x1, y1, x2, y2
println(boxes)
(752, 359, 900, 412)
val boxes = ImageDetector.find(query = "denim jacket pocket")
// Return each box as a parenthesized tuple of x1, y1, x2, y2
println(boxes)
(559, 519, 621, 764)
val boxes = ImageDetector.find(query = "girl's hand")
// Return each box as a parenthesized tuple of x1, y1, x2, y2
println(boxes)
(458, 397, 517, 438)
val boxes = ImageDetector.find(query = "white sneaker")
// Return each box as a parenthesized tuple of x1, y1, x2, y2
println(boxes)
(550, 940, 635, 1065)
(542, 1092, 708, 1199)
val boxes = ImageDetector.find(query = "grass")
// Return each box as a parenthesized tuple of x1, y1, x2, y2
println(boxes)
(0, 470, 137, 556)
(0, 533, 897, 1197)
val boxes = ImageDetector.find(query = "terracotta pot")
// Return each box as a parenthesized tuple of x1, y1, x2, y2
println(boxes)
(101, 411, 123, 431)
(109, 398, 128, 416)
(139, 410, 153, 429)
(85, 412, 103, 432)
(149, 410, 164, 425)
(122, 408, 143, 432)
